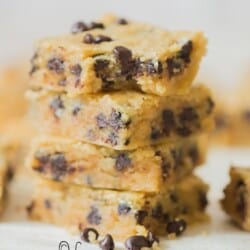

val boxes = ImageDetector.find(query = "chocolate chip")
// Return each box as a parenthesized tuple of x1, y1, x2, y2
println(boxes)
(179, 107, 198, 123)
(83, 34, 112, 44)
(72, 105, 81, 116)
(206, 97, 215, 114)
(47, 58, 64, 74)
(99, 234, 115, 250)
(115, 154, 131, 171)
(87, 206, 102, 225)
(166, 40, 193, 78)
(89, 22, 105, 30)
(94, 59, 110, 75)
(124, 235, 151, 250)
(71, 21, 89, 34)
(176, 126, 192, 137)
(96, 113, 108, 128)
(169, 192, 178, 203)
(166, 218, 187, 236)
(81, 228, 99, 243)
(50, 96, 64, 112)
(112, 46, 134, 75)
(106, 132, 119, 146)
(235, 181, 247, 219)
(199, 191, 208, 210)
(70, 64, 82, 76)
(135, 210, 148, 225)
(150, 127, 162, 140)
(118, 203, 131, 215)
(152, 203, 163, 219)
(161, 159, 171, 180)
(50, 153, 68, 180)
(147, 231, 159, 247)
(162, 109, 176, 135)
(109, 110, 130, 131)
(188, 145, 199, 165)
(117, 18, 128, 25)
(171, 149, 182, 169)
(135, 59, 163, 76)
(44, 199, 52, 209)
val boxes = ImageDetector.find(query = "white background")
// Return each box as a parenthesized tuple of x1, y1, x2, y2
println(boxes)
(0, 0, 250, 88)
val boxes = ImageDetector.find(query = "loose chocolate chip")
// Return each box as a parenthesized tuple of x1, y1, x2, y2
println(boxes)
(71, 21, 89, 34)
(81, 227, 99, 243)
(118, 203, 131, 215)
(188, 145, 199, 165)
(199, 191, 208, 210)
(176, 126, 192, 137)
(96, 113, 108, 128)
(124, 235, 151, 250)
(166, 218, 187, 236)
(152, 203, 163, 219)
(135, 59, 163, 76)
(44, 199, 52, 209)
(70, 64, 82, 76)
(150, 127, 162, 140)
(115, 153, 131, 171)
(47, 58, 65, 74)
(87, 206, 102, 225)
(162, 109, 176, 135)
(147, 231, 159, 247)
(112, 46, 134, 75)
(83, 34, 112, 44)
(117, 18, 128, 25)
(179, 107, 198, 123)
(89, 22, 105, 30)
(99, 234, 115, 250)
(135, 210, 148, 225)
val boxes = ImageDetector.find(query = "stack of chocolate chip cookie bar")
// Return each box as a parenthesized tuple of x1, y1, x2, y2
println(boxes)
(26, 14, 214, 241)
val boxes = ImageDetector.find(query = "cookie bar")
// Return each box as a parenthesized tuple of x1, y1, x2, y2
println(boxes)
(27, 135, 206, 192)
(27, 85, 214, 150)
(29, 14, 207, 96)
(221, 167, 250, 231)
(28, 175, 208, 241)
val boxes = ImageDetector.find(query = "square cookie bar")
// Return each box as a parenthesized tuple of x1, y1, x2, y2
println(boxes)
(27, 135, 206, 192)
(30, 14, 207, 96)
(27, 175, 208, 241)
(221, 167, 250, 231)
(27, 85, 214, 150)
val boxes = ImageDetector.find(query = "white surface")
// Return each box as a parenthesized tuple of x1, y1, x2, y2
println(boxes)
(0, 147, 250, 249)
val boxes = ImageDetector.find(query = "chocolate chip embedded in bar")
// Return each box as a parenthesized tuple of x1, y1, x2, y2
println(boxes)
(221, 167, 250, 231)
(27, 85, 214, 150)
(28, 175, 209, 241)
(29, 14, 207, 96)
(27, 135, 206, 192)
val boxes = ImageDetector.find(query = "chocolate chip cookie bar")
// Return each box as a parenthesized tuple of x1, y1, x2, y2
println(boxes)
(27, 135, 206, 192)
(27, 85, 214, 150)
(221, 167, 250, 231)
(29, 14, 207, 96)
(28, 175, 208, 241)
